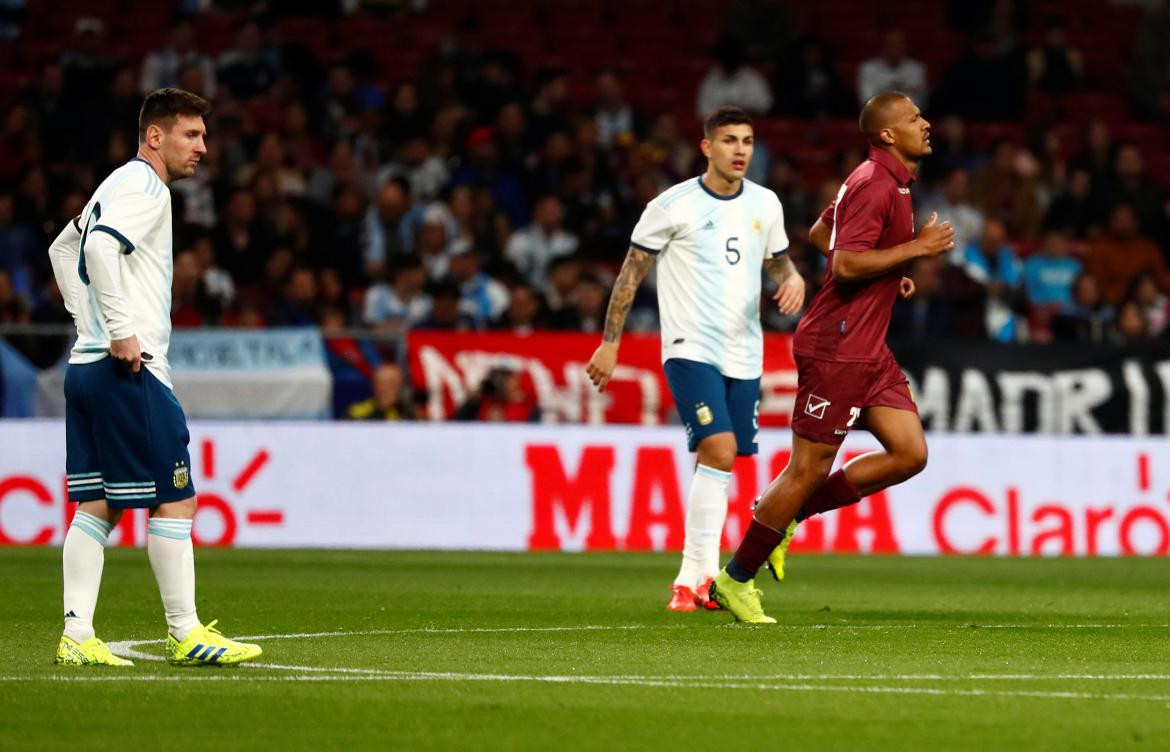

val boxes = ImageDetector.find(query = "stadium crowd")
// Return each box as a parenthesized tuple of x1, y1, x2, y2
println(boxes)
(1, 1, 1170, 395)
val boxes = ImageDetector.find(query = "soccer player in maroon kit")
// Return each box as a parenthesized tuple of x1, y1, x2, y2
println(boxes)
(710, 91, 956, 623)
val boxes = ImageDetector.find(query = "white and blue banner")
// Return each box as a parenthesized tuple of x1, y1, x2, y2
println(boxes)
(34, 328, 332, 419)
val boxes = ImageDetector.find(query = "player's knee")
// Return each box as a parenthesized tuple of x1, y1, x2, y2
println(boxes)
(897, 443, 928, 480)
(697, 435, 737, 471)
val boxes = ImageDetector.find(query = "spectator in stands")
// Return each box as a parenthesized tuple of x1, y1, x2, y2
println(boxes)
(318, 181, 368, 287)
(1026, 18, 1083, 94)
(544, 254, 583, 319)
(453, 365, 539, 422)
(493, 102, 528, 176)
(192, 234, 234, 315)
(494, 281, 547, 334)
(171, 250, 212, 328)
(364, 257, 432, 334)
(594, 70, 637, 148)
(972, 141, 1042, 238)
(504, 194, 579, 292)
(696, 35, 773, 117)
(1114, 299, 1152, 344)
(139, 17, 217, 98)
(416, 279, 475, 331)
(918, 168, 985, 261)
(217, 20, 277, 100)
(1086, 203, 1169, 305)
(954, 218, 1026, 342)
(550, 273, 607, 333)
(919, 115, 980, 184)
(1129, 272, 1170, 338)
(449, 125, 528, 229)
(1131, 0, 1170, 121)
(362, 178, 425, 276)
(1070, 119, 1114, 192)
(527, 67, 570, 150)
(267, 266, 319, 327)
(1051, 272, 1113, 343)
(346, 362, 416, 421)
(0, 192, 36, 301)
(772, 36, 847, 118)
(888, 256, 955, 341)
(1044, 168, 1096, 238)
(1100, 144, 1165, 232)
(0, 268, 28, 324)
(1023, 230, 1082, 340)
(448, 247, 509, 329)
(379, 135, 448, 205)
(766, 157, 813, 228)
(61, 18, 115, 110)
(937, 31, 1025, 119)
(643, 113, 695, 183)
(856, 29, 928, 108)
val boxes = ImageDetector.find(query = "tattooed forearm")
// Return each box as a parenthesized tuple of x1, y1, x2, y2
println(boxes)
(602, 247, 657, 343)
(763, 254, 797, 286)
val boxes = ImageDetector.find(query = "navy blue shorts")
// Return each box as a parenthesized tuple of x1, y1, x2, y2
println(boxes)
(64, 358, 196, 508)
(663, 358, 760, 455)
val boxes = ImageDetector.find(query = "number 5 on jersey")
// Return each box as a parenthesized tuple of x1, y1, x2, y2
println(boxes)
(725, 236, 739, 265)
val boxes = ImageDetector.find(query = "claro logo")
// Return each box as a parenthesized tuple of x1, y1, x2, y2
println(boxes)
(0, 438, 280, 547)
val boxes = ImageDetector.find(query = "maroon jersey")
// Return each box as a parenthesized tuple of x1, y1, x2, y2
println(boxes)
(794, 146, 917, 363)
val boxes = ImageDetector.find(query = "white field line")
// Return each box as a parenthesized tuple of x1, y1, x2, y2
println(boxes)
(4, 672, 1170, 703)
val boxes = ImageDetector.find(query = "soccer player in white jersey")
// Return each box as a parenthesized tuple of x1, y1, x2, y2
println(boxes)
(585, 106, 806, 611)
(47, 88, 261, 666)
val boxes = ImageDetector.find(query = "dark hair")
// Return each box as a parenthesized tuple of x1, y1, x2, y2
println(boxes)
(858, 90, 909, 145)
(138, 88, 210, 142)
(703, 105, 752, 138)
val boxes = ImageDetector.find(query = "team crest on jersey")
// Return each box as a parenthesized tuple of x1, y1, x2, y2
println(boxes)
(752, 218, 762, 235)
(173, 461, 190, 489)
(695, 403, 714, 426)
(804, 394, 831, 420)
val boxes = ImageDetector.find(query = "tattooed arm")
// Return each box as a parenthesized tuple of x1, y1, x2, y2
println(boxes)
(585, 246, 657, 391)
(764, 254, 806, 316)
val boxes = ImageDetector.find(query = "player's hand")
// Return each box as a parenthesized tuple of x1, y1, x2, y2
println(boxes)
(916, 212, 955, 257)
(900, 276, 915, 299)
(585, 342, 619, 392)
(773, 273, 806, 315)
(109, 335, 142, 373)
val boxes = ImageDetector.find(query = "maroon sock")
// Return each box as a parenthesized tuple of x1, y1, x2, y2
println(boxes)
(726, 519, 786, 582)
(797, 469, 861, 520)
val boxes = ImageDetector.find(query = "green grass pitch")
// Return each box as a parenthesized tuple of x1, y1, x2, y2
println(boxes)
(2, 548, 1169, 751)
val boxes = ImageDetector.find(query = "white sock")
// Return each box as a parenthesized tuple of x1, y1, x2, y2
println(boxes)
(674, 464, 732, 588)
(62, 511, 113, 643)
(147, 518, 201, 641)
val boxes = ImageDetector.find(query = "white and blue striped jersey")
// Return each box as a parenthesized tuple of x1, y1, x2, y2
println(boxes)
(48, 157, 177, 387)
(631, 176, 788, 379)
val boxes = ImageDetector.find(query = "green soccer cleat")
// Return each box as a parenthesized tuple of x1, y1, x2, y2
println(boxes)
(709, 570, 776, 624)
(167, 620, 263, 666)
(765, 519, 800, 582)
(54, 635, 134, 666)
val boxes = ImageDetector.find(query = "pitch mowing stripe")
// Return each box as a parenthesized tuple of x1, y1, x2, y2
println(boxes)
(4, 674, 1170, 703)
(107, 623, 1170, 663)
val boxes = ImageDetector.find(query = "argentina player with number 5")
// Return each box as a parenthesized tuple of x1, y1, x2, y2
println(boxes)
(585, 105, 805, 612)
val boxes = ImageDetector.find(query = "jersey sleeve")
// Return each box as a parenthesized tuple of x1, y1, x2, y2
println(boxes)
(766, 196, 790, 257)
(831, 179, 892, 252)
(630, 201, 674, 254)
(91, 183, 165, 254)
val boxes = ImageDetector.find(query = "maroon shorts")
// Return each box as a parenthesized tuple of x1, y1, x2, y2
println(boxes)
(790, 351, 918, 445)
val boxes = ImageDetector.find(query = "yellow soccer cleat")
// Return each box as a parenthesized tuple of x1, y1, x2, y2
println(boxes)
(709, 570, 776, 624)
(765, 519, 800, 582)
(54, 635, 134, 666)
(167, 620, 263, 666)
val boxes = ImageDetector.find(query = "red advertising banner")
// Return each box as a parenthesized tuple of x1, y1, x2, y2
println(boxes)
(407, 331, 799, 426)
